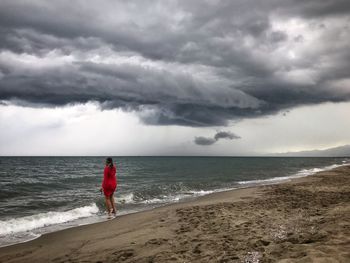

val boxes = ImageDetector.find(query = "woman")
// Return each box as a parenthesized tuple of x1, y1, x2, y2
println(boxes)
(100, 157, 117, 218)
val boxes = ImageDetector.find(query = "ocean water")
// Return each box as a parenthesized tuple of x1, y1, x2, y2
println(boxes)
(0, 156, 349, 247)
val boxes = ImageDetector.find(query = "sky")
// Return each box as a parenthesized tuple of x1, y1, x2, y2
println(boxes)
(0, 0, 349, 156)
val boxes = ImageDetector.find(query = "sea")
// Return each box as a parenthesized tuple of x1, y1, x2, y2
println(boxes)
(0, 156, 349, 247)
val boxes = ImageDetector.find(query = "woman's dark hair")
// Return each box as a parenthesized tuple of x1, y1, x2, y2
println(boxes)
(106, 157, 113, 168)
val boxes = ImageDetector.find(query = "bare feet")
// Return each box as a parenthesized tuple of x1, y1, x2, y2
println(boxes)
(107, 208, 116, 219)
(111, 208, 117, 216)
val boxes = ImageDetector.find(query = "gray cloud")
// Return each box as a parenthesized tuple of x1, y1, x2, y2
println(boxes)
(195, 131, 241, 146)
(214, 131, 241, 140)
(0, 0, 350, 126)
(194, 137, 217, 146)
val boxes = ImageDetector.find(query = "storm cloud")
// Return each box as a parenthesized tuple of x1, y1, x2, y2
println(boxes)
(195, 131, 241, 146)
(0, 0, 349, 126)
(214, 131, 241, 141)
(194, 137, 217, 146)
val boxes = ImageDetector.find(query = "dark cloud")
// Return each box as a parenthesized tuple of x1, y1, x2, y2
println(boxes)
(195, 131, 241, 146)
(281, 0, 350, 18)
(0, 0, 350, 126)
(194, 137, 216, 146)
(214, 131, 241, 140)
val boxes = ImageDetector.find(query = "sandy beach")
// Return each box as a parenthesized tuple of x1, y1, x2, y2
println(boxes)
(0, 165, 349, 262)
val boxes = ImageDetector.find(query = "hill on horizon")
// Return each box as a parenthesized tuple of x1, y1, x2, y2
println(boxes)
(273, 145, 350, 157)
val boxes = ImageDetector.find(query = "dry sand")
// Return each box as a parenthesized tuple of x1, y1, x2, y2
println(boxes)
(0, 166, 349, 262)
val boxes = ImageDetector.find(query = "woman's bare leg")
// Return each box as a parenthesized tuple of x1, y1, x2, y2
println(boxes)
(104, 196, 112, 215)
(110, 194, 116, 215)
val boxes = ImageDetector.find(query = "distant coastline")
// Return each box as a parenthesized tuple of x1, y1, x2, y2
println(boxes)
(270, 144, 350, 157)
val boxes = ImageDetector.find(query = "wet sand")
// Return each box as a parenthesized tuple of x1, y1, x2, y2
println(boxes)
(0, 165, 349, 262)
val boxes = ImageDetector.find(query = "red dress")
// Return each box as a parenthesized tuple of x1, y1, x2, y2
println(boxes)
(102, 165, 117, 197)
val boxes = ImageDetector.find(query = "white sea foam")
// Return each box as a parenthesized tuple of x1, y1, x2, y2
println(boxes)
(0, 203, 99, 236)
(237, 162, 348, 186)
(115, 189, 215, 205)
(116, 189, 217, 206)
(116, 193, 135, 204)
(190, 189, 216, 196)
(139, 194, 183, 205)
(147, 190, 219, 204)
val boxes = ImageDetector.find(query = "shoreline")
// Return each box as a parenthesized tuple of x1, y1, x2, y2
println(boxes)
(1, 161, 347, 249)
(0, 165, 349, 262)
(0, 160, 347, 249)
(0, 182, 260, 248)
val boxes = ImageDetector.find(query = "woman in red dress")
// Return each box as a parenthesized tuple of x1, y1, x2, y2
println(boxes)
(100, 157, 117, 217)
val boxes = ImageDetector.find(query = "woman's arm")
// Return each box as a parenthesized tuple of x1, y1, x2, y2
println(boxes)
(100, 166, 108, 191)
